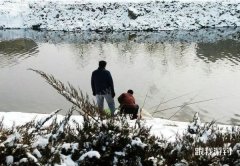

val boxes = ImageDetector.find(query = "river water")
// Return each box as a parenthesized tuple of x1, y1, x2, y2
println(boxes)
(1, 28, 240, 124)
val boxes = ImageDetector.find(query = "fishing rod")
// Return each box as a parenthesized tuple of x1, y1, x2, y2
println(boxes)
(152, 95, 166, 116)
(168, 94, 198, 120)
(141, 90, 149, 110)
(153, 98, 215, 114)
(151, 92, 194, 116)
(149, 92, 192, 110)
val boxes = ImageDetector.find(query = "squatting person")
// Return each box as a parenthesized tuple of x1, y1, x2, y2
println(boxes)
(118, 89, 139, 119)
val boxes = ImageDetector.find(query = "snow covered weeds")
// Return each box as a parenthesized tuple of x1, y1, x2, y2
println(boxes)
(0, 106, 164, 165)
(1, 70, 240, 165)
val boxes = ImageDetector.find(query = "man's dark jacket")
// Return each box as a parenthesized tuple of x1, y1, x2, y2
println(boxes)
(91, 68, 115, 96)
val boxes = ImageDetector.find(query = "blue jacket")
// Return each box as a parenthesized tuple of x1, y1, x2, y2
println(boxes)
(91, 68, 115, 95)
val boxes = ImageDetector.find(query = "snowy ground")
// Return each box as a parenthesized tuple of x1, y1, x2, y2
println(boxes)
(0, 111, 187, 141)
(0, 111, 231, 142)
(0, 0, 240, 31)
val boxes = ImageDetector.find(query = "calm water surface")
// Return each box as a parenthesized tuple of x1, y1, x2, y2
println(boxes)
(1, 29, 240, 124)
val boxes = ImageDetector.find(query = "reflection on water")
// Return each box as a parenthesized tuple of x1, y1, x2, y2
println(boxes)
(1, 29, 240, 124)
(0, 38, 38, 67)
(0, 27, 240, 44)
(197, 40, 240, 64)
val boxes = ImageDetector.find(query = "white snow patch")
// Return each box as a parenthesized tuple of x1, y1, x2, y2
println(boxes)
(33, 149, 42, 158)
(0, 112, 83, 129)
(32, 135, 50, 148)
(199, 130, 212, 143)
(1, 131, 21, 147)
(19, 158, 28, 163)
(71, 143, 79, 152)
(115, 151, 125, 156)
(6, 156, 14, 165)
(188, 112, 201, 134)
(131, 137, 147, 148)
(79, 150, 101, 161)
(26, 152, 38, 163)
(62, 143, 71, 150)
(56, 154, 77, 166)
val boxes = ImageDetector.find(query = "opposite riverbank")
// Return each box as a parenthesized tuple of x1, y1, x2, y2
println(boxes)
(1, 0, 240, 31)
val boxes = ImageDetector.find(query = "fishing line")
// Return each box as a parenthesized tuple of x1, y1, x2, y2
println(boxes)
(168, 93, 199, 120)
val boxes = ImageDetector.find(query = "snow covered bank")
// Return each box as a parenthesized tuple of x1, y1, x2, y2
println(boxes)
(0, 111, 188, 141)
(0, 112, 83, 129)
(1, 111, 239, 165)
(0, 111, 231, 142)
(1, 0, 240, 31)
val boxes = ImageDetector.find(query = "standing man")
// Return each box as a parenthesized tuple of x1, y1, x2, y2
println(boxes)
(91, 60, 116, 116)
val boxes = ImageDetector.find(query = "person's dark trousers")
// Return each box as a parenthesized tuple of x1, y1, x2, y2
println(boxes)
(120, 105, 139, 119)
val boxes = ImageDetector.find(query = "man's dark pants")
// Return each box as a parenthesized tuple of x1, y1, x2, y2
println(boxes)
(120, 105, 139, 119)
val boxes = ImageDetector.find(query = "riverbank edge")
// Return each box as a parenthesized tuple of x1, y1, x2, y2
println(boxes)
(0, 111, 233, 142)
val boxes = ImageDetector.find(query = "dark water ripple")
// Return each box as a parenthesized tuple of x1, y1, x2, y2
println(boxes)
(0, 38, 39, 68)
(196, 39, 240, 65)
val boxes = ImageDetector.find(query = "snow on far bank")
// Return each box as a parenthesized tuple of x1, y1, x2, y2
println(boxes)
(0, 0, 240, 31)
(5, 0, 240, 4)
